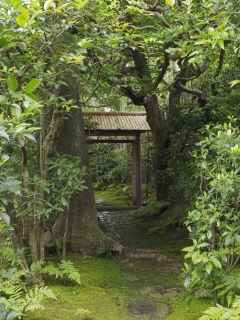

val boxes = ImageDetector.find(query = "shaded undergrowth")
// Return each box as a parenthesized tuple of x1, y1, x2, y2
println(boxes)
(24, 192, 214, 320)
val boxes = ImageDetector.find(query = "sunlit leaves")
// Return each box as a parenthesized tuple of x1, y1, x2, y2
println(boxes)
(25, 79, 41, 93)
(182, 122, 240, 302)
(44, 0, 55, 11)
(0, 37, 7, 48)
(7, 74, 18, 92)
(20, 6, 29, 22)
(165, 0, 175, 6)
(230, 80, 240, 87)
(0, 126, 10, 141)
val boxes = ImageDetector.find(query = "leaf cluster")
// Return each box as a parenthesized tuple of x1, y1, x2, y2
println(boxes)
(182, 121, 240, 304)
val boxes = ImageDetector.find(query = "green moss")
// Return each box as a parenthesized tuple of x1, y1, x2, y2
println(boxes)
(94, 188, 156, 207)
(24, 253, 213, 320)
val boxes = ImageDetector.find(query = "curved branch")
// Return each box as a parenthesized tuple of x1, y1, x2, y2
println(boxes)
(176, 81, 206, 100)
(152, 12, 171, 28)
(120, 86, 146, 106)
(127, 25, 158, 31)
(133, 1, 171, 27)
(152, 55, 170, 90)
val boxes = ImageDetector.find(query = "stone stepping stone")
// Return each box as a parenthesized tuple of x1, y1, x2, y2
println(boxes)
(122, 272, 140, 281)
(139, 285, 184, 298)
(128, 300, 170, 318)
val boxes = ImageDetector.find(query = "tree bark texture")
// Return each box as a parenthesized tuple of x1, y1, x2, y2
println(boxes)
(56, 83, 122, 254)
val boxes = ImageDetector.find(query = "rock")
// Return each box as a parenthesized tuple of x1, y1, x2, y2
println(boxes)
(128, 300, 170, 318)
(139, 286, 184, 298)
(122, 272, 140, 281)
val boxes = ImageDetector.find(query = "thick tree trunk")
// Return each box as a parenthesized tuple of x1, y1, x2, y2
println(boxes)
(144, 94, 171, 201)
(56, 84, 122, 255)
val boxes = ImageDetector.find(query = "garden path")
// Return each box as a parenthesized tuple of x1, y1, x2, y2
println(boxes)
(97, 205, 186, 318)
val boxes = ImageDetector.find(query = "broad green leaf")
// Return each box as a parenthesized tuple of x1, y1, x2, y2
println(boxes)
(4, 267, 16, 280)
(16, 14, 26, 28)
(12, 91, 22, 99)
(61, 197, 67, 206)
(25, 79, 41, 93)
(218, 39, 224, 49)
(230, 80, 240, 87)
(0, 37, 7, 48)
(184, 276, 191, 289)
(24, 105, 41, 114)
(44, 0, 54, 11)
(20, 6, 29, 22)
(211, 257, 222, 269)
(166, 0, 175, 6)
(2, 155, 9, 162)
(0, 129, 9, 141)
(192, 250, 200, 264)
(0, 95, 8, 104)
(2, 224, 14, 231)
(7, 74, 18, 92)
(22, 133, 37, 142)
(55, 3, 68, 12)
(0, 211, 10, 224)
(25, 93, 39, 102)
(11, 104, 21, 117)
(205, 262, 212, 274)
(195, 39, 209, 45)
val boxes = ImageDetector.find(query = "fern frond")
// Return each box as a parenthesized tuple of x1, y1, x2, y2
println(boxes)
(24, 286, 57, 312)
(41, 260, 81, 285)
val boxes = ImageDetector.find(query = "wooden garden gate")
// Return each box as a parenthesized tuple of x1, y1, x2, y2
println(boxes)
(83, 112, 151, 207)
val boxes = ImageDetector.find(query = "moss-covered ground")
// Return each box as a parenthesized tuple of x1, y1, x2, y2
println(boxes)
(24, 253, 212, 320)
(24, 191, 214, 320)
(94, 189, 156, 207)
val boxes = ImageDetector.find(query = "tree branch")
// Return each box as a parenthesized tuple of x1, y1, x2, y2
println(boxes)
(175, 81, 206, 100)
(127, 24, 158, 31)
(211, 48, 225, 95)
(152, 54, 170, 90)
(120, 86, 147, 106)
(152, 12, 171, 28)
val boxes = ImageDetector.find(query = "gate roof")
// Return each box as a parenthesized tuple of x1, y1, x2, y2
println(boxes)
(83, 111, 150, 136)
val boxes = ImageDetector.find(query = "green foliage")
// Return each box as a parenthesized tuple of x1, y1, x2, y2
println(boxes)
(0, 302, 23, 320)
(19, 155, 87, 219)
(41, 260, 81, 285)
(133, 201, 169, 220)
(96, 243, 121, 258)
(0, 214, 56, 318)
(76, 308, 92, 320)
(148, 205, 187, 235)
(89, 143, 132, 189)
(182, 121, 240, 303)
(199, 296, 240, 320)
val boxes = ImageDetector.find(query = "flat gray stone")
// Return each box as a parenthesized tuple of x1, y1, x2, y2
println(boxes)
(139, 286, 184, 298)
(122, 272, 140, 281)
(128, 300, 170, 318)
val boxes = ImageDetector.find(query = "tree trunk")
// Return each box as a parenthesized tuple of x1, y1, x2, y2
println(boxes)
(56, 83, 122, 255)
(144, 94, 171, 201)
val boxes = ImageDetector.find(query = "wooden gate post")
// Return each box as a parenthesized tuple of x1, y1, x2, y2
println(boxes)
(132, 133, 142, 207)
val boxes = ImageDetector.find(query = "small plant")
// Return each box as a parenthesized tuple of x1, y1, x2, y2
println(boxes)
(199, 296, 240, 320)
(122, 185, 132, 199)
(76, 308, 92, 320)
(147, 205, 187, 235)
(96, 243, 121, 258)
(41, 260, 81, 285)
(133, 200, 169, 220)
(0, 302, 23, 320)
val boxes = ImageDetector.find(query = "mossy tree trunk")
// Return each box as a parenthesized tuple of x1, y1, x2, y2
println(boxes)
(56, 83, 122, 255)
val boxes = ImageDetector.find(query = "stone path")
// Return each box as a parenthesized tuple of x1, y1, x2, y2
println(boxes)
(97, 208, 184, 318)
